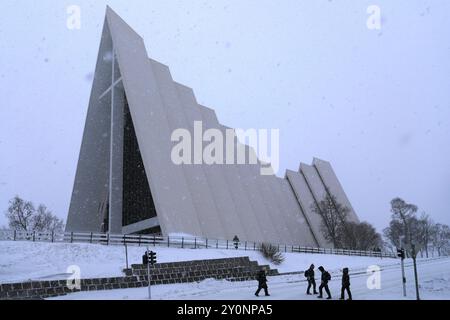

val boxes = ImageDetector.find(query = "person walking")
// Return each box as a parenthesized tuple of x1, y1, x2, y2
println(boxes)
(305, 264, 318, 295)
(340, 267, 352, 300)
(255, 268, 270, 297)
(317, 266, 332, 299)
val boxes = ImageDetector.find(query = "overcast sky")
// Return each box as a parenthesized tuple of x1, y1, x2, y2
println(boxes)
(0, 0, 449, 233)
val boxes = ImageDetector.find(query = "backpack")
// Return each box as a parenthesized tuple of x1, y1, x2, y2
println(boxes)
(304, 270, 310, 278)
(324, 271, 331, 281)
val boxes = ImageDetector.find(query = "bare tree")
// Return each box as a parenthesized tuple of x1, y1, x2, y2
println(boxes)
(340, 221, 382, 251)
(415, 213, 434, 258)
(390, 197, 418, 249)
(430, 223, 450, 256)
(32, 204, 65, 233)
(5, 196, 64, 233)
(6, 196, 35, 231)
(384, 198, 450, 257)
(383, 219, 404, 249)
(312, 193, 349, 248)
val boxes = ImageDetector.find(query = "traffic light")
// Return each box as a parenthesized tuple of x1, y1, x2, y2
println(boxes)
(148, 251, 157, 265)
(397, 248, 405, 259)
(142, 253, 148, 265)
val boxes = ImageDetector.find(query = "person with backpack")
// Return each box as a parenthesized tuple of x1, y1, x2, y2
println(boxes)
(304, 264, 318, 295)
(255, 268, 270, 297)
(340, 267, 352, 300)
(317, 266, 332, 299)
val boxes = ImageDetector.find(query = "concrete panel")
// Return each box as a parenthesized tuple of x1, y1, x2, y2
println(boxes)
(241, 147, 286, 244)
(286, 169, 331, 248)
(273, 176, 318, 247)
(300, 163, 329, 205)
(175, 84, 248, 240)
(149, 60, 227, 239)
(198, 106, 265, 242)
(234, 144, 283, 244)
(257, 174, 297, 245)
(106, 8, 202, 237)
(66, 94, 111, 232)
(312, 158, 360, 223)
(67, 20, 116, 233)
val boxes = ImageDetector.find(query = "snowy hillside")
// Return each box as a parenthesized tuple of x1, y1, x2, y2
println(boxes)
(1, 240, 394, 283)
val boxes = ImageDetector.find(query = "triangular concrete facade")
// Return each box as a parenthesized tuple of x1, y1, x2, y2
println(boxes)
(66, 7, 360, 247)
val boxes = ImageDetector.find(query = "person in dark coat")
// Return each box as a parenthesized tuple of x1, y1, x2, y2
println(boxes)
(255, 269, 270, 297)
(317, 266, 332, 299)
(305, 264, 318, 295)
(340, 267, 352, 300)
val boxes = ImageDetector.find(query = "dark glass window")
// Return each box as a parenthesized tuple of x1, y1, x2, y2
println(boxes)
(122, 96, 157, 226)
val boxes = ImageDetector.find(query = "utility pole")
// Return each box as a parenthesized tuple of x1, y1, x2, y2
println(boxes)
(125, 242, 129, 270)
(145, 247, 157, 300)
(411, 244, 420, 300)
(398, 236, 406, 297)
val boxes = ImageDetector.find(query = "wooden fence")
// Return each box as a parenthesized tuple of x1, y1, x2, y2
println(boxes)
(0, 229, 396, 258)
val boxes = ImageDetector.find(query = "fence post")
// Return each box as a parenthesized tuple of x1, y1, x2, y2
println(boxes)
(253, 242, 256, 251)
(167, 236, 169, 248)
(90, 232, 93, 244)
(13, 230, 16, 241)
(138, 235, 141, 247)
(245, 241, 247, 251)
(33, 231, 36, 242)
(285, 244, 287, 253)
(216, 240, 218, 249)
(155, 235, 158, 247)
(71, 232, 74, 243)
(51, 231, 54, 243)
(107, 233, 110, 246)
(206, 238, 208, 249)
(194, 238, 197, 249)
(181, 237, 184, 249)
(226, 240, 228, 250)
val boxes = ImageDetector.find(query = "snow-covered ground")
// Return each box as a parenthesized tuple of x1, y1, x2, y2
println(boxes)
(49, 258, 450, 300)
(1, 241, 449, 300)
(0, 241, 395, 283)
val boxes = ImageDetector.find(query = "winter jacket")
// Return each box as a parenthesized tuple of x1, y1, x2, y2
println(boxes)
(321, 271, 331, 284)
(342, 269, 350, 287)
(305, 268, 315, 281)
(257, 271, 267, 285)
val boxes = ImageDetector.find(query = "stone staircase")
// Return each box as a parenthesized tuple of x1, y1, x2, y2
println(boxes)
(124, 256, 279, 284)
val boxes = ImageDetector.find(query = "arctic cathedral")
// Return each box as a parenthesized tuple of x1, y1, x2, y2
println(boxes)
(66, 7, 360, 248)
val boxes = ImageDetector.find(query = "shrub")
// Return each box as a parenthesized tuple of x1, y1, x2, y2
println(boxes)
(260, 243, 285, 265)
